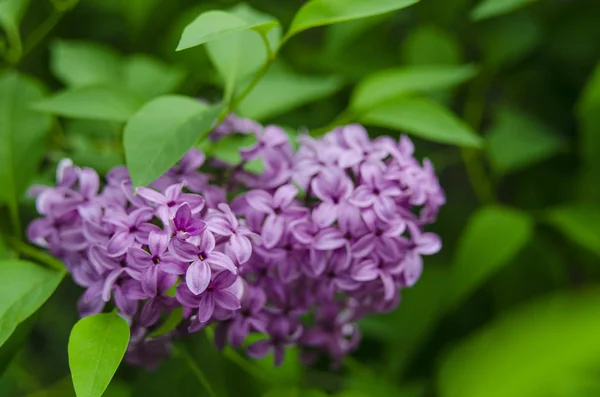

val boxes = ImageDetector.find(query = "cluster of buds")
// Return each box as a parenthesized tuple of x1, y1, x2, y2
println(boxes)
(28, 115, 445, 368)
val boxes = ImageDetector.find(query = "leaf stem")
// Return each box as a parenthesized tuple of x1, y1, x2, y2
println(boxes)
(174, 343, 219, 397)
(21, 9, 63, 58)
(6, 237, 66, 272)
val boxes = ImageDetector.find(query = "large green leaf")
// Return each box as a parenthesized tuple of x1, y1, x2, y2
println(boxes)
(287, 0, 418, 38)
(0, 260, 64, 348)
(486, 106, 564, 175)
(68, 313, 130, 397)
(447, 206, 533, 307)
(438, 289, 600, 397)
(237, 61, 343, 120)
(359, 96, 483, 147)
(470, 0, 539, 21)
(0, 73, 52, 221)
(33, 85, 143, 122)
(206, 4, 282, 100)
(351, 64, 477, 112)
(176, 9, 278, 51)
(123, 95, 222, 188)
(546, 205, 600, 258)
(577, 63, 600, 200)
(49, 40, 123, 87)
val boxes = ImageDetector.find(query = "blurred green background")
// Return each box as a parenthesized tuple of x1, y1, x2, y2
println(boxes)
(1, 0, 600, 396)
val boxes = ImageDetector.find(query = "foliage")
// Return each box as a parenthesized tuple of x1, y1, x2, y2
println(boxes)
(0, 0, 599, 396)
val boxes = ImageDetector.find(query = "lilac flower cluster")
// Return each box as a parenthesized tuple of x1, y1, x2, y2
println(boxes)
(28, 117, 445, 368)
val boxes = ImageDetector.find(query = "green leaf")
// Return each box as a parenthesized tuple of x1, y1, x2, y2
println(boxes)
(237, 61, 344, 120)
(351, 64, 477, 112)
(0, 0, 30, 59)
(148, 307, 184, 338)
(471, 0, 538, 21)
(49, 40, 123, 87)
(287, 0, 418, 38)
(400, 25, 463, 66)
(578, 63, 600, 200)
(123, 55, 185, 101)
(0, 72, 52, 222)
(123, 95, 222, 188)
(204, 133, 256, 166)
(486, 107, 564, 175)
(578, 62, 600, 116)
(0, 260, 64, 348)
(0, 315, 35, 378)
(206, 4, 282, 99)
(447, 206, 533, 307)
(33, 85, 143, 122)
(359, 96, 483, 147)
(68, 313, 130, 397)
(546, 205, 600, 258)
(438, 289, 600, 397)
(176, 9, 278, 52)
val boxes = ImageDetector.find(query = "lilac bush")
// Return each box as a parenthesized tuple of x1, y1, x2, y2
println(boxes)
(27, 115, 444, 368)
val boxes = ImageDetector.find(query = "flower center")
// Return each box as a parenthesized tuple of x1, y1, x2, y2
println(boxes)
(198, 252, 206, 261)
(128, 226, 138, 233)
(152, 255, 161, 265)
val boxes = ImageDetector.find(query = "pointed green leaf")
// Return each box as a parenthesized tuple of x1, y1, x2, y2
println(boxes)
(471, 0, 538, 21)
(438, 289, 600, 397)
(68, 313, 130, 397)
(0, 260, 64, 348)
(123, 95, 222, 188)
(447, 206, 533, 307)
(237, 61, 344, 120)
(351, 64, 477, 112)
(486, 107, 564, 175)
(49, 40, 123, 87)
(176, 10, 278, 51)
(546, 205, 600, 258)
(360, 96, 483, 147)
(123, 55, 185, 100)
(400, 25, 463, 66)
(33, 85, 142, 122)
(287, 0, 418, 38)
(0, 72, 52, 219)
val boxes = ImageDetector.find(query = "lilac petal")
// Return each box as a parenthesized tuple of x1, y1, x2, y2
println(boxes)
(136, 187, 167, 204)
(228, 234, 252, 264)
(169, 238, 199, 261)
(180, 193, 205, 213)
(351, 260, 379, 282)
(418, 232, 442, 255)
(273, 185, 298, 209)
(228, 320, 250, 347)
(273, 346, 285, 367)
(350, 186, 375, 207)
(214, 290, 241, 310)
(107, 231, 136, 257)
(378, 237, 401, 262)
(127, 247, 152, 270)
(129, 207, 155, 226)
(314, 228, 346, 250)
(122, 279, 147, 300)
(160, 259, 187, 275)
(245, 190, 274, 213)
(78, 295, 105, 317)
(309, 249, 327, 277)
(176, 285, 200, 307)
(60, 229, 88, 251)
(157, 272, 178, 294)
(212, 269, 238, 289)
(351, 234, 376, 258)
(197, 293, 215, 323)
(247, 340, 271, 359)
(114, 287, 138, 318)
(380, 273, 396, 301)
(197, 230, 216, 253)
(27, 218, 52, 246)
(102, 268, 125, 301)
(312, 203, 337, 228)
(140, 298, 162, 327)
(186, 260, 211, 295)
(290, 220, 314, 245)
(148, 231, 169, 256)
(403, 252, 423, 287)
(262, 214, 285, 249)
(142, 265, 159, 296)
(79, 168, 99, 198)
(174, 203, 192, 229)
(207, 217, 232, 236)
(104, 211, 129, 228)
(374, 196, 397, 221)
(337, 150, 361, 169)
(89, 245, 118, 272)
(187, 219, 208, 236)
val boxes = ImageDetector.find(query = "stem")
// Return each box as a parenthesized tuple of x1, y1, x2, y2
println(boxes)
(21, 9, 63, 58)
(7, 237, 66, 272)
(204, 327, 271, 384)
(174, 343, 219, 397)
(461, 72, 497, 204)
